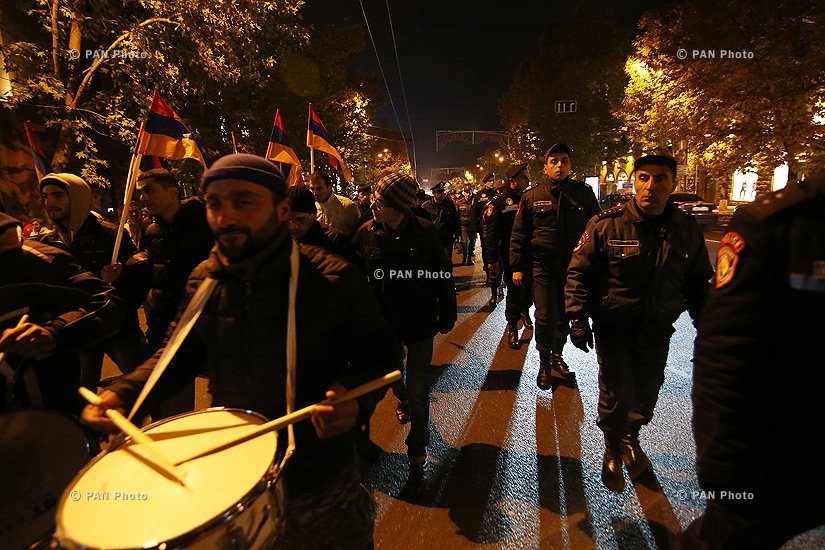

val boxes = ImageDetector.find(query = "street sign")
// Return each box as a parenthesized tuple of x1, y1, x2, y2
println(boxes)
(555, 100, 577, 113)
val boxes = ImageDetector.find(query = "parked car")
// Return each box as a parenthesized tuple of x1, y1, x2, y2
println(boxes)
(669, 193, 719, 227)
(599, 193, 633, 210)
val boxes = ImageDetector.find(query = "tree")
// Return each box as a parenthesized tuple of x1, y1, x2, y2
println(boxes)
(617, 0, 825, 192)
(1, 0, 380, 197)
(498, 0, 631, 178)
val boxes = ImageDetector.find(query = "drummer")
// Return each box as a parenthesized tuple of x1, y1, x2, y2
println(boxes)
(81, 154, 400, 549)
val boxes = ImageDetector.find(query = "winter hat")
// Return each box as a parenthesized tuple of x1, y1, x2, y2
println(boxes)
(201, 154, 288, 197)
(374, 172, 418, 211)
(287, 185, 317, 214)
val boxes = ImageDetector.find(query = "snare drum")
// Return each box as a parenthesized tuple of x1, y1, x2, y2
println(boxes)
(55, 408, 284, 550)
(0, 409, 91, 550)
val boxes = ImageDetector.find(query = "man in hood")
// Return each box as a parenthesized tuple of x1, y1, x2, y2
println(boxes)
(40, 173, 150, 389)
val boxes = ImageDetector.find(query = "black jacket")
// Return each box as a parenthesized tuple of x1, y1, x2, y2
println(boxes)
(421, 196, 461, 247)
(510, 177, 600, 274)
(108, 226, 399, 496)
(565, 199, 713, 333)
(482, 185, 522, 266)
(692, 174, 825, 500)
(353, 214, 457, 342)
(142, 197, 214, 350)
(0, 241, 126, 413)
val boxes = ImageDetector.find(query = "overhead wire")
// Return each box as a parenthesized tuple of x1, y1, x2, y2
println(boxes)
(384, 0, 417, 178)
(358, 0, 415, 177)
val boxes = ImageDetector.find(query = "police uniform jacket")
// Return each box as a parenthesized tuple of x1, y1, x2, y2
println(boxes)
(692, 174, 825, 500)
(108, 225, 399, 497)
(421, 196, 461, 247)
(353, 213, 457, 343)
(510, 177, 600, 274)
(482, 185, 522, 265)
(565, 198, 712, 333)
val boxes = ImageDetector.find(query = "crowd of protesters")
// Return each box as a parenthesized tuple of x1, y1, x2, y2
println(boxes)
(2, 144, 822, 549)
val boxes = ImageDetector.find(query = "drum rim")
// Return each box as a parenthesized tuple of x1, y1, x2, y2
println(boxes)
(55, 407, 283, 550)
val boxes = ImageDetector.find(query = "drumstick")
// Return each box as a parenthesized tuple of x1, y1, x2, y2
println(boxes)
(177, 370, 401, 465)
(78, 387, 187, 486)
(0, 313, 30, 365)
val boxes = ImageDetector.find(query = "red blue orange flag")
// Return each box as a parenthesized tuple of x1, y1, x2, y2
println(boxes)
(267, 110, 304, 186)
(23, 120, 53, 180)
(306, 103, 353, 182)
(137, 91, 207, 168)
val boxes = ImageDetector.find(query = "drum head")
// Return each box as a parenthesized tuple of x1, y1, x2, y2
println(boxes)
(57, 408, 277, 549)
(0, 410, 91, 549)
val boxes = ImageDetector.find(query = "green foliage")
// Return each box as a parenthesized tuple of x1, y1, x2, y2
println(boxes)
(617, 0, 825, 184)
(2, 0, 379, 194)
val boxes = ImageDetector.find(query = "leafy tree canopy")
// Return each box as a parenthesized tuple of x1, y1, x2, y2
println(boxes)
(2, 0, 379, 193)
(617, 0, 825, 184)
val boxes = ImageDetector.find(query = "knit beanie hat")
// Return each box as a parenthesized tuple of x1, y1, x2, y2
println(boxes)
(0, 212, 23, 235)
(287, 185, 317, 214)
(201, 154, 288, 197)
(374, 172, 418, 211)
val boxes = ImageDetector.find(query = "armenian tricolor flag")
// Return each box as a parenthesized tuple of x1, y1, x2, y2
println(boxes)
(266, 110, 304, 186)
(23, 120, 53, 180)
(306, 103, 353, 182)
(137, 91, 207, 168)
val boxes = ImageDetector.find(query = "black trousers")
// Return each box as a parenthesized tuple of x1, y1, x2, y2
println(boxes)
(531, 262, 569, 361)
(594, 329, 671, 438)
(503, 261, 530, 326)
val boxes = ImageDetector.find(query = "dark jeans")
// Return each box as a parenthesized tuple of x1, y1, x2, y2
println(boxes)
(391, 338, 434, 459)
(531, 262, 567, 360)
(594, 330, 671, 438)
(461, 228, 476, 260)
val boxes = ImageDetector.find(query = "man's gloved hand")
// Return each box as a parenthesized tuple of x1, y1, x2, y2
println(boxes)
(569, 318, 594, 352)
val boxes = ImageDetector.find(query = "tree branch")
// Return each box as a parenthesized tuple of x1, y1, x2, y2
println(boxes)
(69, 17, 179, 110)
(50, 0, 60, 78)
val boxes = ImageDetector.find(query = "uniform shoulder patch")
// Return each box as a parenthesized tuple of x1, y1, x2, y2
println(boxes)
(715, 231, 746, 289)
(573, 230, 591, 252)
(596, 205, 623, 220)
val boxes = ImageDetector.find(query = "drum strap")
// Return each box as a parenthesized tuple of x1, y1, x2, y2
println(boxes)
(280, 240, 299, 472)
(128, 276, 218, 420)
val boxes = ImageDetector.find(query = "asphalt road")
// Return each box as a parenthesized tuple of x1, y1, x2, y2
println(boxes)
(362, 243, 824, 549)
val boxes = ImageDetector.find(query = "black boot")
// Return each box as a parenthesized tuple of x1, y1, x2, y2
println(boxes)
(521, 313, 533, 330)
(395, 400, 410, 424)
(406, 457, 429, 497)
(551, 353, 573, 379)
(536, 361, 552, 390)
(507, 323, 520, 349)
(621, 433, 652, 480)
(602, 437, 626, 493)
(488, 291, 497, 311)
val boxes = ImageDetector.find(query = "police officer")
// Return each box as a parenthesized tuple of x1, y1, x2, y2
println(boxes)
(678, 172, 825, 549)
(422, 181, 461, 263)
(511, 144, 600, 390)
(475, 173, 499, 308)
(565, 153, 712, 493)
(484, 163, 532, 349)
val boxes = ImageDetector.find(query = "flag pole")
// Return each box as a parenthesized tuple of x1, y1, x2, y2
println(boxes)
(111, 123, 144, 265)
(308, 103, 315, 174)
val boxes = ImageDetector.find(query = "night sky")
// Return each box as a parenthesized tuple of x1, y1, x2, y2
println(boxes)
(300, 0, 656, 182)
